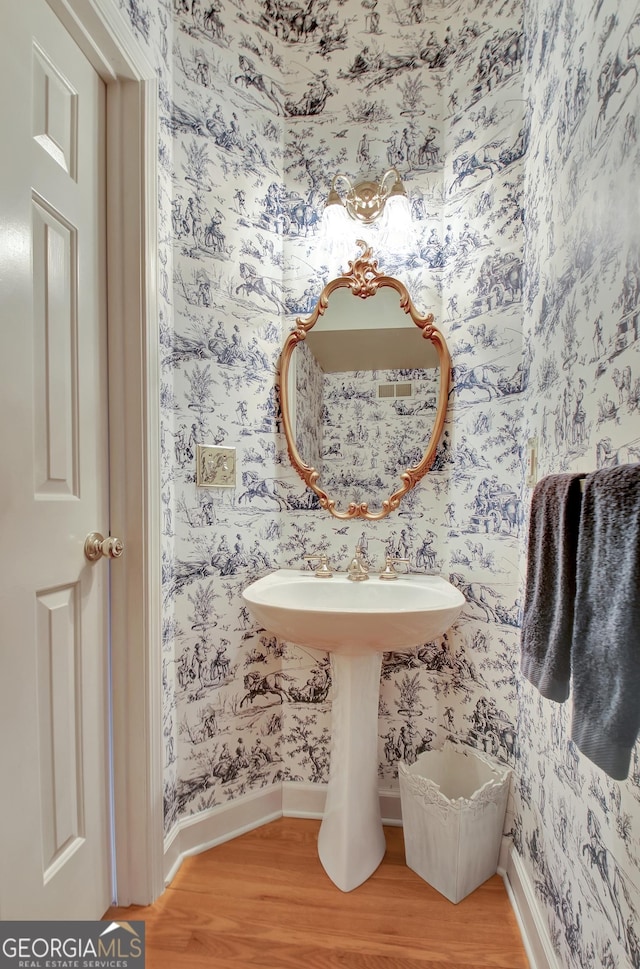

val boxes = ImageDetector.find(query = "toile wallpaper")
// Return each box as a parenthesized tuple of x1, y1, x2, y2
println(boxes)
(518, 2, 640, 966)
(114, 0, 639, 965)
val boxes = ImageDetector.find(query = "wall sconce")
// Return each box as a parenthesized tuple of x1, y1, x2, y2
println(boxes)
(321, 168, 412, 268)
(324, 167, 410, 225)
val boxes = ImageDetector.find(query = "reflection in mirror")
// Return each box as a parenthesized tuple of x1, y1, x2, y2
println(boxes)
(294, 348, 441, 513)
(280, 244, 451, 520)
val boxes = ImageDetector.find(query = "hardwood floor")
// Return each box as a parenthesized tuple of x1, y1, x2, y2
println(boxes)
(106, 817, 529, 969)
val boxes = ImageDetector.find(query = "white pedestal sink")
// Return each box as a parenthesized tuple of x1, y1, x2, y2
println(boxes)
(242, 569, 465, 892)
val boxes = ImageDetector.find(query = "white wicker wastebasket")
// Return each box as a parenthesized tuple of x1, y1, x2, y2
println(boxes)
(398, 744, 511, 904)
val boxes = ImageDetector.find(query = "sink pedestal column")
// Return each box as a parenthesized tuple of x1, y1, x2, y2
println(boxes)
(317, 650, 386, 892)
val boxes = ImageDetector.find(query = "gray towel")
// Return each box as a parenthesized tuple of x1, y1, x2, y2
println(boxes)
(570, 464, 640, 781)
(520, 473, 585, 701)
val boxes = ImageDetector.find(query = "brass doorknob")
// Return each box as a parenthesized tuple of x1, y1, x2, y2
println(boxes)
(84, 531, 124, 562)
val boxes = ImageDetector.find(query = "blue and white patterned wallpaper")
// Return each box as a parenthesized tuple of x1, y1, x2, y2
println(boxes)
(519, 2, 640, 966)
(114, 0, 639, 965)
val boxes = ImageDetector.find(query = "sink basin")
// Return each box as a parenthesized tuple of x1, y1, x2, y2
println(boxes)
(242, 569, 465, 655)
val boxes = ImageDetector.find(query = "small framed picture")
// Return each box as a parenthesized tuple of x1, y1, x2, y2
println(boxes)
(196, 445, 236, 488)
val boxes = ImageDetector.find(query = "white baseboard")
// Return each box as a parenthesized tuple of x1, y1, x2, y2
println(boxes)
(281, 780, 325, 818)
(380, 788, 403, 825)
(163, 786, 282, 886)
(501, 845, 559, 969)
(281, 781, 403, 826)
(163, 782, 404, 885)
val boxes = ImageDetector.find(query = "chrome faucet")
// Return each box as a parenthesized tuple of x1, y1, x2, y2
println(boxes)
(347, 546, 369, 581)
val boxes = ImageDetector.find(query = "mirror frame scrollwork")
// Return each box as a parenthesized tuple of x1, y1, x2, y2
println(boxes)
(279, 243, 452, 520)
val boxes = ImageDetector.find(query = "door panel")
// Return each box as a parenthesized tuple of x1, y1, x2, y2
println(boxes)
(35, 584, 84, 876)
(0, 0, 111, 919)
(32, 194, 79, 496)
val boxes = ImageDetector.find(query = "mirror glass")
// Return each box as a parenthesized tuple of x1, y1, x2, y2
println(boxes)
(280, 247, 451, 520)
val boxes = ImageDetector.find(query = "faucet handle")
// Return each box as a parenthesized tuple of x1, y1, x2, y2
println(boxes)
(303, 553, 334, 578)
(347, 547, 369, 580)
(379, 556, 410, 580)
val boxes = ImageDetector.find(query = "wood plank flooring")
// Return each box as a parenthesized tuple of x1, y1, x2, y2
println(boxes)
(105, 817, 529, 969)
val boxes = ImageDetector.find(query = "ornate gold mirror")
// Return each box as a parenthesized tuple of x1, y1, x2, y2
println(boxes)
(280, 244, 451, 520)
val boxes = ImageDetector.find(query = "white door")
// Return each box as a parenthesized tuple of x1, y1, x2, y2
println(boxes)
(0, 0, 112, 919)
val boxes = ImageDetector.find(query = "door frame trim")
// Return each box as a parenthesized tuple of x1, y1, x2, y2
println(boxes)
(47, 0, 163, 906)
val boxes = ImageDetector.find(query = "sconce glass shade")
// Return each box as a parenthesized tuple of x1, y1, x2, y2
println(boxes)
(379, 192, 413, 254)
(320, 194, 357, 274)
(322, 195, 351, 232)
